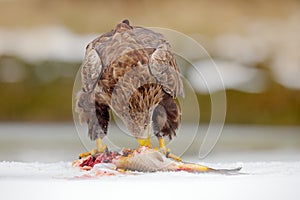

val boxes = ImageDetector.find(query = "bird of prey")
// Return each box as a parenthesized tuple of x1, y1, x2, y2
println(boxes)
(76, 20, 184, 160)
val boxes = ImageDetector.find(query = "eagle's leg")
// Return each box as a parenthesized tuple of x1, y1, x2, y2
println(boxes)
(96, 137, 107, 152)
(79, 138, 108, 159)
(137, 126, 152, 148)
(152, 95, 182, 161)
(78, 139, 108, 159)
(137, 136, 152, 148)
(79, 102, 110, 159)
(158, 136, 168, 152)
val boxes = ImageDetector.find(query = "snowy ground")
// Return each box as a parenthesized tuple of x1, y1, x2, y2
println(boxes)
(0, 161, 300, 200)
(0, 124, 300, 199)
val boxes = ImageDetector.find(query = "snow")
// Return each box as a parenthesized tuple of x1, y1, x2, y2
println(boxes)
(1, 124, 299, 199)
(211, 13, 300, 90)
(1, 161, 300, 200)
(187, 59, 267, 93)
(1, 16, 300, 90)
(0, 26, 97, 62)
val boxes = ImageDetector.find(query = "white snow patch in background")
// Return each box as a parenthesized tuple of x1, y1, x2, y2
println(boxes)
(211, 13, 300, 90)
(0, 26, 98, 62)
(271, 48, 300, 89)
(188, 59, 267, 93)
(0, 13, 300, 90)
(213, 34, 268, 65)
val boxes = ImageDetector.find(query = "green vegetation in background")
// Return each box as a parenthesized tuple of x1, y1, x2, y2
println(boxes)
(0, 57, 299, 125)
(0, 56, 80, 122)
(197, 88, 300, 125)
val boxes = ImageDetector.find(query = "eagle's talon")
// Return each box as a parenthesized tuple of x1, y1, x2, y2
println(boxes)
(79, 151, 92, 159)
(165, 150, 170, 158)
(158, 137, 182, 162)
(79, 147, 108, 159)
(105, 146, 109, 154)
(156, 147, 182, 162)
(79, 138, 108, 159)
(167, 152, 182, 162)
(158, 146, 170, 155)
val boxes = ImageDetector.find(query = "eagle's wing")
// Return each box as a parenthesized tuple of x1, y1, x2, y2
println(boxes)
(76, 46, 103, 121)
(76, 45, 110, 140)
(81, 47, 103, 93)
(149, 46, 184, 97)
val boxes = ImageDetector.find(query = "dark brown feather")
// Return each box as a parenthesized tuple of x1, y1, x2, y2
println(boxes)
(152, 94, 180, 140)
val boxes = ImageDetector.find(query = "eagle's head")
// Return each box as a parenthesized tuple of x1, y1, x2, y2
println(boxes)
(128, 109, 153, 139)
(125, 84, 164, 139)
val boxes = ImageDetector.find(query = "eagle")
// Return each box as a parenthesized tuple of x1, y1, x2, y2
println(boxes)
(76, 20, 184, 160)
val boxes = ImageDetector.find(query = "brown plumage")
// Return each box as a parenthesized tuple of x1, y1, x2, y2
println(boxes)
(76, 20, 184, 142)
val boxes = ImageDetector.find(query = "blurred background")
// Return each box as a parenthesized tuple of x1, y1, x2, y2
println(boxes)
(0, 0, 299, 162)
